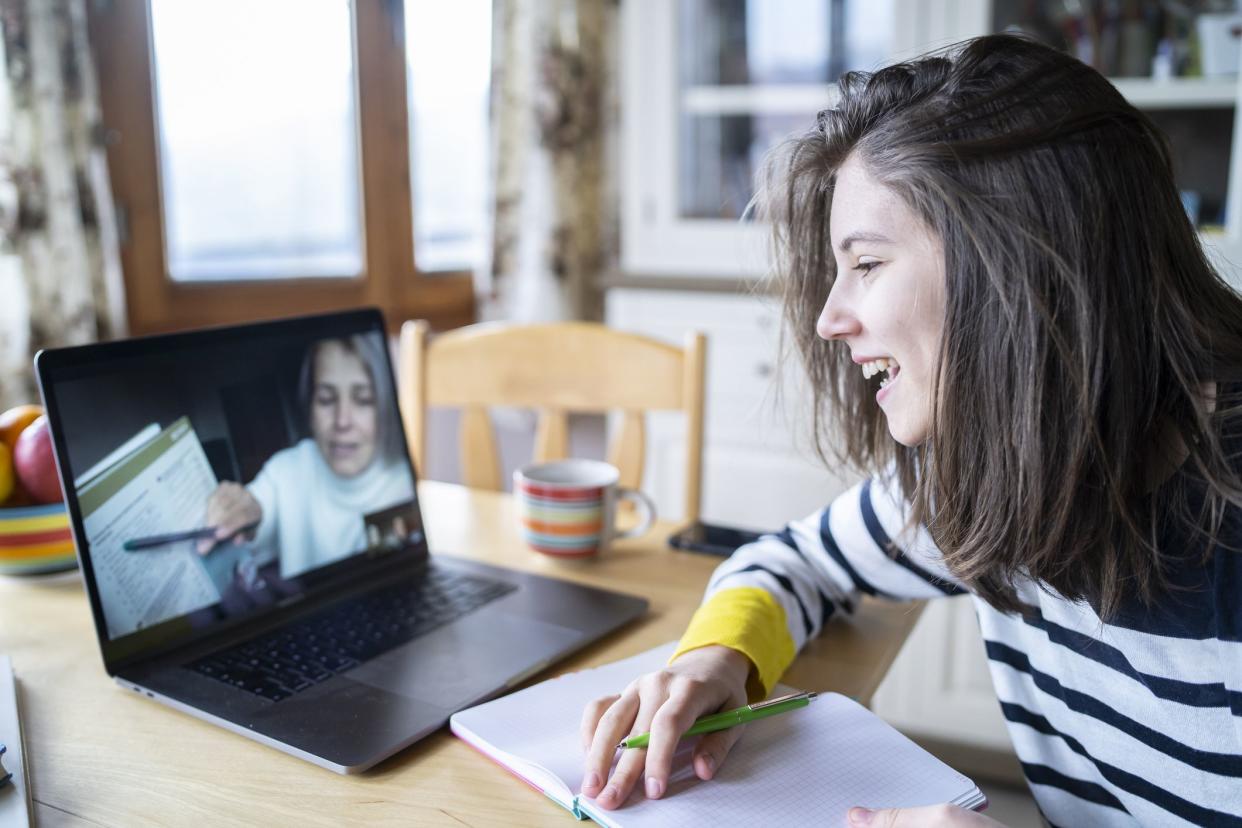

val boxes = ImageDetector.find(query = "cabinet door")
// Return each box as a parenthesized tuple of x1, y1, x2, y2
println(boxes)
(870, 596, 1015, 752)
(606, 288, 853, 526)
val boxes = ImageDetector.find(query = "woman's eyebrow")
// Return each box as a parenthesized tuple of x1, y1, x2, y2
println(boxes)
(837, 231, 894, 252)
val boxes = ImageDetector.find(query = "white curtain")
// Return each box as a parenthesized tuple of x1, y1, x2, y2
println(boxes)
(0, 0, 126, 409)
(481, 0, 620, 323)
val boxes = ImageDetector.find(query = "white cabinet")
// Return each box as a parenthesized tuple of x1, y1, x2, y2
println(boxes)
(605, 289, 855, 528)
(870, 597, 1016, 753)
(623, 0, 984, 279)
(622, 0, 1242, 286)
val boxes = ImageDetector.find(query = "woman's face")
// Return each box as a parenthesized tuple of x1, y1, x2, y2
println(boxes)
(309, 341, 379, 477)
(817, 154, 946, 446)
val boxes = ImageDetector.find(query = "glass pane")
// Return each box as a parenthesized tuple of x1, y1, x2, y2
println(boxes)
(679, 0, 894, 86)
(676, 0, 894, 220)
(680, 113, 810, 219)
(405, 0, 491, 272)
(150, 0, 363, 282)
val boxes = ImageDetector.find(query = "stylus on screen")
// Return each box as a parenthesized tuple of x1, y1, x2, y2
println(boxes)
(123, 521, 259, 551)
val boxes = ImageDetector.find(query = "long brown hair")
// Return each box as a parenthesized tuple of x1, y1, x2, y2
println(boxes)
(759, 34, 1242, 617)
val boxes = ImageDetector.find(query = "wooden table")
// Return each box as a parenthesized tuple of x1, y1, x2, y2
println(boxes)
(0, 481, 924, 827)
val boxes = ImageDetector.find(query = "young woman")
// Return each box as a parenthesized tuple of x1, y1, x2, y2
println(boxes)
(580, 34, 1242, 827)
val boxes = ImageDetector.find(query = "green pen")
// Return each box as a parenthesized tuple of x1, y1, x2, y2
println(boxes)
(617, 691, 817, 750)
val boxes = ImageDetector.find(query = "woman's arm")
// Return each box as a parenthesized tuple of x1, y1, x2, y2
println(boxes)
(581, 474, 967, 809)
(677, 475, 967, 698)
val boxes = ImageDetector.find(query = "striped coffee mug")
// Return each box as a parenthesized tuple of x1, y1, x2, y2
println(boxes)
(514, 459, 655, 558)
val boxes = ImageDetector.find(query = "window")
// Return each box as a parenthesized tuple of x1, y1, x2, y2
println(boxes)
(90, 0, 486, 335)
(405, 0, 491, 272)
(150, 0, 364, 282)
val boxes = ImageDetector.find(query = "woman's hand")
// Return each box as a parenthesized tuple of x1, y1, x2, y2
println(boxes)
(196, 482, 262, 554)
(579, 644, 752, 810)
(848, 804, 1005, 827)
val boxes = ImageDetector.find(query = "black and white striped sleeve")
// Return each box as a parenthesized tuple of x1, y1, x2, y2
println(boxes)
(702, 474, 967, 653)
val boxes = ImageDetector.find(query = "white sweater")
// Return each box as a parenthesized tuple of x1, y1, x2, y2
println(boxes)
(246, 439, 414, 578)
(695, 472, 1242, 827)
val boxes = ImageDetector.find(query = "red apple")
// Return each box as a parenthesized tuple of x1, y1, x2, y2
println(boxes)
(13, 416, 63, 504)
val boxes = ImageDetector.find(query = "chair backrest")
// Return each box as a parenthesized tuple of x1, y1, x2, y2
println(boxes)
(398, 320, 706, 523)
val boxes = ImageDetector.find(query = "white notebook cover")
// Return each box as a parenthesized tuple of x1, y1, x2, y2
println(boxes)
(450, 643, 985, 826)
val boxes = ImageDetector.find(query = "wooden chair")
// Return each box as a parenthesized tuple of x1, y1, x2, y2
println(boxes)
(398, 320, 706, 523)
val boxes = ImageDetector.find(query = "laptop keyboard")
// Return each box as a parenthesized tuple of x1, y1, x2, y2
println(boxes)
(187, 567, 516, 702)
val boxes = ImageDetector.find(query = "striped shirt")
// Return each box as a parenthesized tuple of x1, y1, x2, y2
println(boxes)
(673, 473, 1242, 826)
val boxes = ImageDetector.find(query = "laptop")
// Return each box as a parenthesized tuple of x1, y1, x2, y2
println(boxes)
(34, 308, 647, 773)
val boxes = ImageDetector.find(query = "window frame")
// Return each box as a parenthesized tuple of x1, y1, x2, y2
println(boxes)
(89, 0, 476, 336)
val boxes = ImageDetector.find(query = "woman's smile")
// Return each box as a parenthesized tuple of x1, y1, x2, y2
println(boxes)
(857, 356, 901, 401)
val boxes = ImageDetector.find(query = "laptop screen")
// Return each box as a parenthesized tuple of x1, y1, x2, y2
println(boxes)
(37, 309, 427, 663)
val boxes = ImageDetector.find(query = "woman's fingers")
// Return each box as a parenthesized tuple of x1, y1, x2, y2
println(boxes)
(596, 737, 649, 809)
(580, 694, 620, 752)
(214, 486, 259, 534)
(682, 684, 746, 782)
(641, 685, 721, 798)
(197, 486, 230, 554)
(691, 720, 745, 780)
(582, 690, 639, 798)
(197, 483, 258, 554)
(594, 679, 667, 810)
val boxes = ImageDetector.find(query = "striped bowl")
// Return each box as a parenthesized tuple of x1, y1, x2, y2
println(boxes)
(0, 502, 78, 576)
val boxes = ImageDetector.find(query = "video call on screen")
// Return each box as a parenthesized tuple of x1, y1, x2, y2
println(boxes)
(54, 329, 422, 641)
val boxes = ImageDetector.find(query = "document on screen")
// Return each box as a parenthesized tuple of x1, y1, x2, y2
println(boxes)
(78, 417, 224, 639)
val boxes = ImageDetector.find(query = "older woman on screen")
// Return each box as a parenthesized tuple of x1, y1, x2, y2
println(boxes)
(198, 334, 413, 578)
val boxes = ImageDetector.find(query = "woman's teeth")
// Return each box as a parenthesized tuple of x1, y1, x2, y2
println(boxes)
(861, 358, 898, 388)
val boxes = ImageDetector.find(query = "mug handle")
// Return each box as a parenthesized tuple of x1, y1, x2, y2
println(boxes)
(613, 487, 656, 540)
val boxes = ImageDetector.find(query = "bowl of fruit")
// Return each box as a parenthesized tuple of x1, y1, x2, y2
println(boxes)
(0, 404, 76, 577)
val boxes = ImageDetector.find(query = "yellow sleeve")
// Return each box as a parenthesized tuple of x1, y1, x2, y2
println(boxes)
(669, 586, 797, 702)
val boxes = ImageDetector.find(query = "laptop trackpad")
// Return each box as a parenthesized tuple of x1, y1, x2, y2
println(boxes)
(348, 610, 583, 707)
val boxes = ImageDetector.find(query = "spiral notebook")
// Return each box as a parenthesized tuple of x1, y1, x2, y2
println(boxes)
(450, 643, 986, 827)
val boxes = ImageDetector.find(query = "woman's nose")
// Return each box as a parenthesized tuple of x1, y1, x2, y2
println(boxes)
(334, 402, 354, 429)
(816, 284, 861, 341)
